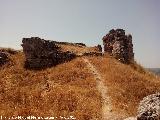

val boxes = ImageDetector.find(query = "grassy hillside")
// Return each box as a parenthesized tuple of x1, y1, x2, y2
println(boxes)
(0, 48, 160, 119)
(0, 51, 102, 120)
(88, 54, 160, 117)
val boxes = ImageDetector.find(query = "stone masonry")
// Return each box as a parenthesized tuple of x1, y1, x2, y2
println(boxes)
(102, 29, 134, 63)
(21, 37, 76, 69)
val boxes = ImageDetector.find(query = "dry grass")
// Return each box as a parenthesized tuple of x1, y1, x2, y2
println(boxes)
(1, 47, 160, 119)
(0, 51, 102, 120)
(88, 55, 160, 117)
(59, 44, 99, 55)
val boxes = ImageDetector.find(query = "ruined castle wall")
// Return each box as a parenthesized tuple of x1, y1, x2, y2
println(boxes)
(102, 29, 134, 63)
(22, 37, 76, 69)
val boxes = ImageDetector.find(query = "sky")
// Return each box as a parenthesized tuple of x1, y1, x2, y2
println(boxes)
(0, 0, 160, 68)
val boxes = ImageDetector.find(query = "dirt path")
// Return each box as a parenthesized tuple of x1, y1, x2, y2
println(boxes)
(83, 58, 115, 120)
(83, 58, 137, 120)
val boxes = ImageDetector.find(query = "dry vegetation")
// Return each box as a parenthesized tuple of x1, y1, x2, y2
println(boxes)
(0, 51, 102, 120)
(88, 54, 160, 117)
(59, 44, 99, 55)
(1, 47, 160, 119)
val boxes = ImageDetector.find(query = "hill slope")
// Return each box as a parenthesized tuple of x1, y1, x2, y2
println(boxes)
(0, 51, 102, 120)
(88, 55, 160, 117)
(0, 48, 160, 119)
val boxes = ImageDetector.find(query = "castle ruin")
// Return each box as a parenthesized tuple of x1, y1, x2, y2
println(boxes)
(102, 29, 134, 63)
(22, 37, 76, 69)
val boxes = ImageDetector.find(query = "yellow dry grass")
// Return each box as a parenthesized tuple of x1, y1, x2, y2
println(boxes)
(87, 55, 160, 117)
(59, 44, 99, 55)
(1, 47, 160, 119)
(0, 51, 102, 120)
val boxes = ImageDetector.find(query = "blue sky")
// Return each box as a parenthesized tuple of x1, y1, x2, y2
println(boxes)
(0, 0, 160, 68)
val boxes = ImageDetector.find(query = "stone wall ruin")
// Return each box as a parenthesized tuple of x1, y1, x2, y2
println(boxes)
(102, 29, 134, 63)
(21, 37, 76, 69)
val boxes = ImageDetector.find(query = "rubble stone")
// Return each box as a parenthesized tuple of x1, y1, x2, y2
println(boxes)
(52, 41, 86, 47)
(0, 52, 8, 66)
(137, 93, 160, 120)
(0, 48, 17, 55)
(82, 52, 103, 56)
(75, 43, 86, 47)
(97, 44, 102, 52)
(102, 29, 134, 63)
(21, 37, 76, 69)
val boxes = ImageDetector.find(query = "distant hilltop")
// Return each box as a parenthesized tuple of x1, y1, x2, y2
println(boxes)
(147, 68, 160, 75)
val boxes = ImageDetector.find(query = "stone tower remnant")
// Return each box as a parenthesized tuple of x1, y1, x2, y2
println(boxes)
(102, 29, 134, 63)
